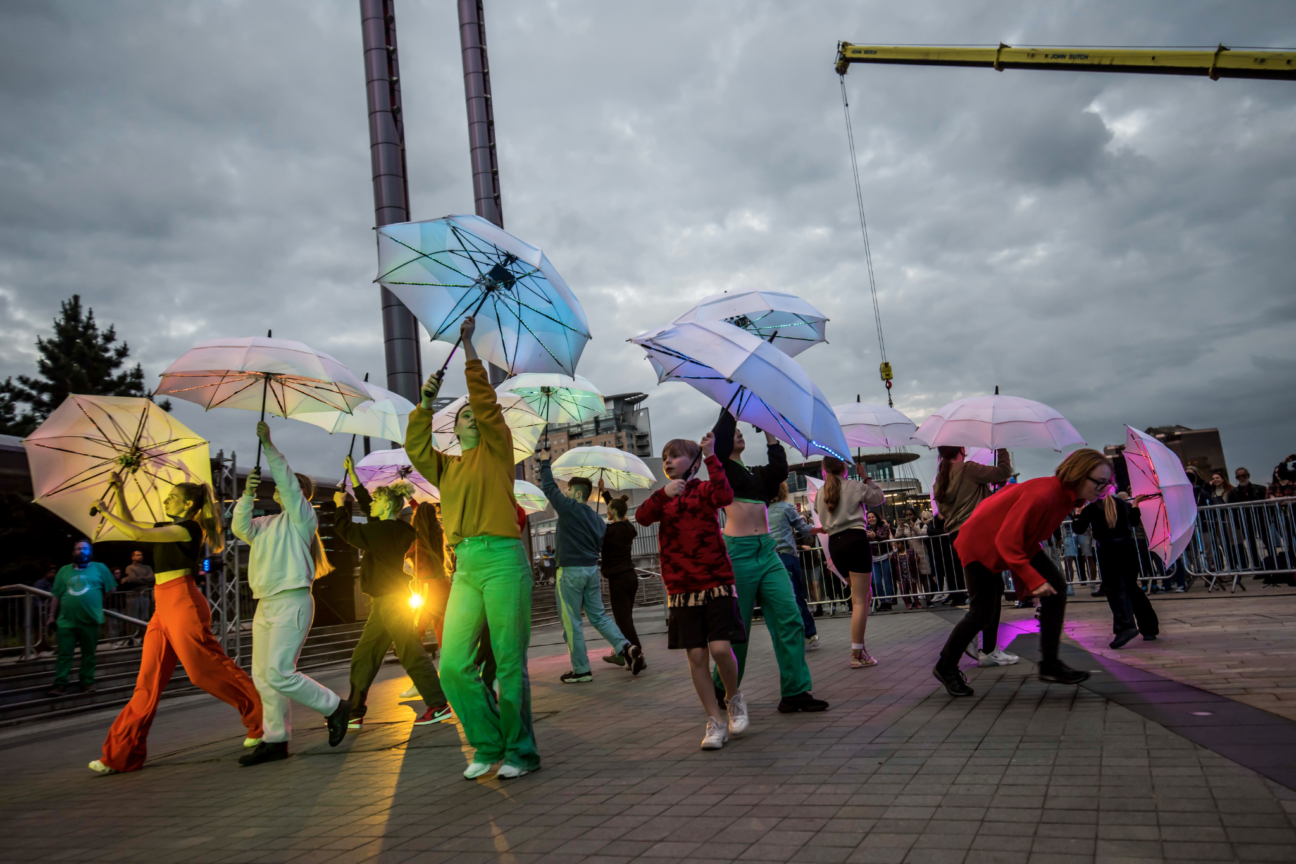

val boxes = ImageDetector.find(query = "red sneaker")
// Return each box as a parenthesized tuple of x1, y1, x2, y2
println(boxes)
(414, 704, 453, 725)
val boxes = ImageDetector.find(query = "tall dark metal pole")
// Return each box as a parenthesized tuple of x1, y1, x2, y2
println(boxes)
(361, 0, 423, 405)
(458, 0, 505, 231)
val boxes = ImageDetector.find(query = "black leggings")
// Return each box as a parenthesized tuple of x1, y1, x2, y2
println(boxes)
(606, 572, 641, 649)
(951, 536, 998, 652)
(940, 552, 1067, 667)
(1098, 542, 1159, 637)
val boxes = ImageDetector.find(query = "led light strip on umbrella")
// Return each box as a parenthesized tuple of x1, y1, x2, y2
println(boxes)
(551, 446, 655, 516)
(24, 395, 212, 542)
(293, 375, 416, 455)
(376, 214, 591, 379)
(630, 320, 850, 460)
(345, 448, 440, 505)
(514, 479, 549, 515)
(1124, 425, 1197, 566)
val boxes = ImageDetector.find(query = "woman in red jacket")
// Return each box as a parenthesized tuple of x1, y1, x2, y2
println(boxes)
(933, 449, 1114, 697)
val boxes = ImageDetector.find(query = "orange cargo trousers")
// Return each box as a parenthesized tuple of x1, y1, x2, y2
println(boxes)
(101, 576, 262, 772)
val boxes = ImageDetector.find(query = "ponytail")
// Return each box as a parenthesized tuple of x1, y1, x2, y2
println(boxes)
(1103, 494, 1118, 530)
(174, 482, 224, 554)
(822, 456, 846, 512)
(932, 446, 963, 507)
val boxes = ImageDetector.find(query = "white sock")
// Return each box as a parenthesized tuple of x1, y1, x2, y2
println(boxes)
(852, 643, 864, 651)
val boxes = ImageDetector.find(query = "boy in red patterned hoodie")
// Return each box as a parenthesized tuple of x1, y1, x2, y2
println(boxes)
(636, 432, 746, 750)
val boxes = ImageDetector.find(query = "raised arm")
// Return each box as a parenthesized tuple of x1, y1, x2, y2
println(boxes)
(232, 472, 257, 545)
(257, 423, 314, 535)
(964, 449, 1013, 486)
(405, 401, 449, 487)
(539, 459, 577, 516)
(712, 407, 737, 463)
(753, 434, 789, 500)
(332, 490, 369, 551)
(96, 475, 190, 543)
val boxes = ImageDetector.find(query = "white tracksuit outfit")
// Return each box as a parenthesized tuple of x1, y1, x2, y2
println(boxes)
(232, 444, 340, 743)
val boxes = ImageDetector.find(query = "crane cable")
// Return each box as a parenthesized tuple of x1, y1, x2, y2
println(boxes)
(839, 73, 894, 408)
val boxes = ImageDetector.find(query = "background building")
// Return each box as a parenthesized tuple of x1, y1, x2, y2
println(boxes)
(519, 392, 652, 487)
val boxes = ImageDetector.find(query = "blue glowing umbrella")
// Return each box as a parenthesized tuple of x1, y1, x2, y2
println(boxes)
(630, 320, 850, 460)
(376, 215, 591, 378)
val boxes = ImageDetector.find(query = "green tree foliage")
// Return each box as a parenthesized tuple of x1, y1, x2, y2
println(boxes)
(0, 295, 168, 436)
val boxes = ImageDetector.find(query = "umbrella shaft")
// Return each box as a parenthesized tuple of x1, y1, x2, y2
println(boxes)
(433, 292, 494, 381)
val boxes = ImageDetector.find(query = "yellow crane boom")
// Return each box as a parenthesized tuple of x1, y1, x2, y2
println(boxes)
(836, 43, 1296, 81)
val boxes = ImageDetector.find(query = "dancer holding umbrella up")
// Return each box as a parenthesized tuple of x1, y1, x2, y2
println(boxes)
(233, 422, 351, 766)
(88, 477, 263, 774)
(406, 317, 539, 781)
(932, 449, 1114, 697)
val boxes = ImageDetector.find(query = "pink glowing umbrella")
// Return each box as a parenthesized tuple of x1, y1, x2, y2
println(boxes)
(1124, 426, 1197, 566)
(914, 393, 1084, 451)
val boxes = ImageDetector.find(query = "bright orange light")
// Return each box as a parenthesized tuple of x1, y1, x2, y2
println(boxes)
(408, 591, 424, 610)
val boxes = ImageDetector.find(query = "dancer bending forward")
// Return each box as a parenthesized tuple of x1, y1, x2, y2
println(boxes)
(636, 433, 746, 749)
(407, 316, 538, 781)
(234, 422, 351, 766)
(933, 449, 1115, 697)
(91, 477, 262, 774)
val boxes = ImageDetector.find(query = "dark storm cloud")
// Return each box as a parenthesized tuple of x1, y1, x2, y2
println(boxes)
(1, 0, 1293, 486)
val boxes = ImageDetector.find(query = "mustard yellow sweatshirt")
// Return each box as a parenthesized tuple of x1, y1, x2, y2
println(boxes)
(406, 359, 521, 547)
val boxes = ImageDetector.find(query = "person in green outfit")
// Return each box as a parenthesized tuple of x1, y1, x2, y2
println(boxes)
(47, 539, 116, 696)
(709, 410, 828, 715)
(406, 316, 538, 781)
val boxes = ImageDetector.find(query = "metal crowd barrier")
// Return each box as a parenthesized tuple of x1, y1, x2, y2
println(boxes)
(0, 585, 150, 662)
(1182, 497, 1296, 592)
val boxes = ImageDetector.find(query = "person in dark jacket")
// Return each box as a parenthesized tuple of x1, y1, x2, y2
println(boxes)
(1072, 493, 1159, 648)
(600, 493, 642, 664)
(538, 454, 641, 682)
(334, 478, 448, 730)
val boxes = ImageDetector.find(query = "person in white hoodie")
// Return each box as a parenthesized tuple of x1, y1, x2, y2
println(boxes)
(233, 422, 350, 766)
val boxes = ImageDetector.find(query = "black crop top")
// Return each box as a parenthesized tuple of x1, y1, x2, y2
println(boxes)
(152, 520, 203, 573)
(713, 408, 789, 505)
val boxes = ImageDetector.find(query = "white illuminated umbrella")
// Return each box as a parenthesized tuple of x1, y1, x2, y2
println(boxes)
(834, 402, 922, 448)
(914, 393, 1084, 451)
(294, 379, 414, 444)
(24, 396, 211, 542)
(428, 394, 545, 464)
(514, 479, 549, 515)
(1125, 426, 1197, 566)
(551, 446, 655, 490)
(346, 449, 439, 504)
(496, 373, 605, 425)
(630, 320, 850, 460)
(673, 290, 829, 357)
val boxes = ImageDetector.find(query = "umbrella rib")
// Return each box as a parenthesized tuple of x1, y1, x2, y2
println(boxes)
(202, 377, 261, 410)
(74, 401, 128, 456)
(42, 461, 121, 498)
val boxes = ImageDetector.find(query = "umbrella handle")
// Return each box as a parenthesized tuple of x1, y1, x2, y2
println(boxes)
(255, 373, 270, 470)
(432, 292, 495, 381)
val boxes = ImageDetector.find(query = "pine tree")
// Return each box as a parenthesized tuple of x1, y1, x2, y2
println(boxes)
(0, 295, 167, 436)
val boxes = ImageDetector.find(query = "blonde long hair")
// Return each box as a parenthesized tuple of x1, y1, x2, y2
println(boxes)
(822, 456, 847, 512)
(1055, 449, 1113, 494)
(293, 474, 333, 578)
(1103, 495, 1118, 530)
(174, 482, 224, 554)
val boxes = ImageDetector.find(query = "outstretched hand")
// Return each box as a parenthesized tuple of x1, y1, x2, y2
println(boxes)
(246, 467, 262, 496)
(256, 421, 272, 446)
(332, 490, 347, 508)
(1030, 582, 1058, 598)
(700, 431, 715, 458)
(343, 454, 355, 475)
(420, 373, 442, 411)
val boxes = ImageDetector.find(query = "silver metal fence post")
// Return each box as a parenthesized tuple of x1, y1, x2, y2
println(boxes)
(23, 592, 33, 661)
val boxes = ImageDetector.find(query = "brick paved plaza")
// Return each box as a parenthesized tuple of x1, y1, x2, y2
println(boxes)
(4, 592, 1296, 864)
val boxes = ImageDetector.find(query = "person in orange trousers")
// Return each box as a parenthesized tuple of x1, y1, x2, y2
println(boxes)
(89, 475, 263, 774)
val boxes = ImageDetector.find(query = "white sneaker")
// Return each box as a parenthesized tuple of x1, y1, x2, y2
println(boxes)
(700, 716, 728, 750)
(88, 759, 117, 775)
(463, 761, 494, 779)
(964, 644, 980, 661)
(399, 685, 420, 699)
(989, 647, 1019, 665)
(496, 764, 531, 780)
(806, 635, 821, 651)
(727, 691, 749, 735)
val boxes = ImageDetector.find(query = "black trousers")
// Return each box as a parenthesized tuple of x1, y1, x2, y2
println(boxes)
(949, 536, 997, 651)
(944, 531, 969, 605)
(1098, 542, 1159, 637)
(940, 552, 1067, 667)
(605, 572, 641, 649)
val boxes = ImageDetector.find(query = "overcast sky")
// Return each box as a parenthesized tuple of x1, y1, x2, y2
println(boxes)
(2, 0, 1294, 488)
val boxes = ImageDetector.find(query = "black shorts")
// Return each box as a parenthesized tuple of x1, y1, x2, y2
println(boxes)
(667, 592, 748, 650)
(828, 529, 873, 576)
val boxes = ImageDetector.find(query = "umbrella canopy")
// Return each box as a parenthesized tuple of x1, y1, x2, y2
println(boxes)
(345, 449, 439, 504)
(155, 336, 370, 418)
(551, 446, 656, 490)
(376, 214, 591, 376)
(24, 395, 211, 542)
(672, 290, 829, 357)
(834, 402, 921, 448)
(914, 394, 1085, 451)
(1124, 426, 1197, 566)
(294, 380, 414, 442)
(496, 373, 605, 425)
(514, 479, 549, 515)
(428, 394, 545, 464)
(630, 320, 850, 460)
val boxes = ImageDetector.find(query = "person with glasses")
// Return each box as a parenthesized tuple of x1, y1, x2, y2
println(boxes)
(932, 449, 1115, 697)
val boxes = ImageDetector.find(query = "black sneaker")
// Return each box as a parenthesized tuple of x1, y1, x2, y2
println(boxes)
(933, 664, 974, 697)
(777, 691, 829, 713)
(1110, 628, 1139, 649)
(624, 644, 646, 676)
(47, 684, 66, 698)
(1142, 633, 1157, 641)
(326, 699, 351, 747)
(1038, 659, 1090, 685)
(239, 741, 289, 767)
(560, 670, 593, 684)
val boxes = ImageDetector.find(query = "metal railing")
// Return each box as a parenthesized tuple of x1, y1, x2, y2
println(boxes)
(1182, 497, 1296, 592)
(0, 585, 150, 662)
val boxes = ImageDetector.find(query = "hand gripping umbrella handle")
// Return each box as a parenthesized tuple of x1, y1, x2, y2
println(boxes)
(431, 291, 495, 382)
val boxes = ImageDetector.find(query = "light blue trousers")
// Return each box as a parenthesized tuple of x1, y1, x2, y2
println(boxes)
(557, 565, 628, 674)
